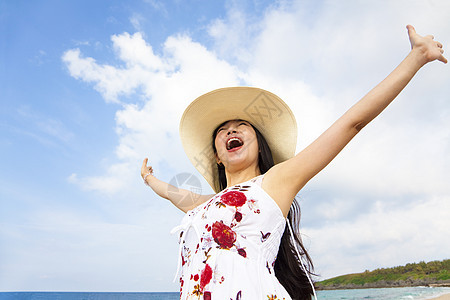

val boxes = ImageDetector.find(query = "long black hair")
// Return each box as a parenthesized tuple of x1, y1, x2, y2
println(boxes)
(212, 120, 315, 299)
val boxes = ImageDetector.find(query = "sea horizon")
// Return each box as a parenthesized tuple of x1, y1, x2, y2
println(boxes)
(1, 286, 450, 300)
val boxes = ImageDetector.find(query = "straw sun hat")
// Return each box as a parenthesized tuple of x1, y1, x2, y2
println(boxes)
(179, 87, 297, 193)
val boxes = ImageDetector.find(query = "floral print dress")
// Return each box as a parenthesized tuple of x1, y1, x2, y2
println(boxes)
(171, 174, 292, 300)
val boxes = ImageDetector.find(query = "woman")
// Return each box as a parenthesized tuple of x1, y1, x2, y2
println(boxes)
(141, 25, 446, 299)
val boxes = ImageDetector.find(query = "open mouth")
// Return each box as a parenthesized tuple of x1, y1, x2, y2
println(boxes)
(226, 137, 244, 151)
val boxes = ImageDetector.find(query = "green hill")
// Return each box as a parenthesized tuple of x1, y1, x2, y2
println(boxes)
(316, 259, 450, 290)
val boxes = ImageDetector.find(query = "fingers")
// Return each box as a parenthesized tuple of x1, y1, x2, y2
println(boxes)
(141, 158, 148, 173)
(406, 24, 416, 37)
(407, 25, 437, 42)
(434, 39, 446, 64)
(407, 24, 446, 64)
(141, 158, 152, 177)
(438, 54, 448, 64)
(142, 158, 148, 168)
(141, 159, 147, 177)
(141, 158, 155, 179)
(406, 25, 418, 50)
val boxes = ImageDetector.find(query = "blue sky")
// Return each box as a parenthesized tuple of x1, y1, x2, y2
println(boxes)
(1, 0, 450, 293)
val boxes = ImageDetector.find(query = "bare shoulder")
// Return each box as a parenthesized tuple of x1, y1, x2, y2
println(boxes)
(261, 162, 302, 217)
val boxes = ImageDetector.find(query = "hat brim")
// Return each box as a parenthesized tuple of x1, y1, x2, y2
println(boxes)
(179, 87, 297, 193)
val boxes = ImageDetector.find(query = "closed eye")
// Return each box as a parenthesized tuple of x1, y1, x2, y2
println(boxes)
(217, 121, 248, 133)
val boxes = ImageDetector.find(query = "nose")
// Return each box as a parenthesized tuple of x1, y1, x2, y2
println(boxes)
(223, 121, 241, 136)
(227, 124, 240, 135)
(227, 128, 237, 135)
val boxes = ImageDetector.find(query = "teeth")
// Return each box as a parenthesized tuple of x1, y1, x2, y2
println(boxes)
(227, 137, 243, 150)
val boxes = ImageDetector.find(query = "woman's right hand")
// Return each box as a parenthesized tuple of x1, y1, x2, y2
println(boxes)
(140, 157, 214, 212)
(141, 158, 154, 180)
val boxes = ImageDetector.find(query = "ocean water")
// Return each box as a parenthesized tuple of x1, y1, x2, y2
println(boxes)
(0, 293, 178, 300)
(317, 286, 450, 299)
(0, 287, 449, 299)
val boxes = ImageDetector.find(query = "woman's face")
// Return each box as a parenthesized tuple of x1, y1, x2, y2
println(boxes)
(214, 119, 259, 171)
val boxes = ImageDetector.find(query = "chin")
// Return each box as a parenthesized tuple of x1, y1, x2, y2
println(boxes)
(227, 156, 258, 169)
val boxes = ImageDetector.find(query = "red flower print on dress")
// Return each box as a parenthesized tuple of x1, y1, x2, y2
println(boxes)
(261, 231, 271, 243)
(234, 211, 242, 222)
(235, 291, 242, 299)
(220, 191, 247, 207)
(203, 291, 211, 300)
(237, 248, 247, 258)
(212, 221, 236, 249)
(200, 264, 213, 289)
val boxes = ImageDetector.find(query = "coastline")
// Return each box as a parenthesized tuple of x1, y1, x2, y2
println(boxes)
(316, 281, 450, 291)
(430, 293, 450, 300)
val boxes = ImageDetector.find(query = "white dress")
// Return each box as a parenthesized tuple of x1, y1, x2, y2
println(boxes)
(171, 174, 292, 299)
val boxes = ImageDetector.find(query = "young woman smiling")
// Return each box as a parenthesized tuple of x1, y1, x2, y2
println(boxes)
(141, 25, 446, 300)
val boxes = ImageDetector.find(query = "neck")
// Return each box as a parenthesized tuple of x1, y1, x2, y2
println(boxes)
(225, 165, 261, 188)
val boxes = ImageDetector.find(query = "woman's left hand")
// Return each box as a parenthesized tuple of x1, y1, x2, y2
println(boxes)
(407, 24, 447, 64)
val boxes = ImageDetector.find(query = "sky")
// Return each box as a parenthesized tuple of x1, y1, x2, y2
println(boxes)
(1, 0, 449, 293)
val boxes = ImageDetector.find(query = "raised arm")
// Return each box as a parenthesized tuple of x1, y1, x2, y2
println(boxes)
(264, 25, 446, 216)
(141, 158, 214, 213)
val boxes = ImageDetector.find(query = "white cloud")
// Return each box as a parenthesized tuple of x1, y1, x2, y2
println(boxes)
(307, 195, 450, 279)
(0, 208, 181, 291)
(63, 32, 240, 195)
(62, 0, 450, 287)
(67, 163, 130, 195)
(62, 33, 163, 104)
(236, 0, 450, 279)
(143, 0, 168, 16)
(129, 13, 145, 32)
(207, 6, 256, 65)
(111, 32, 164, 71)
